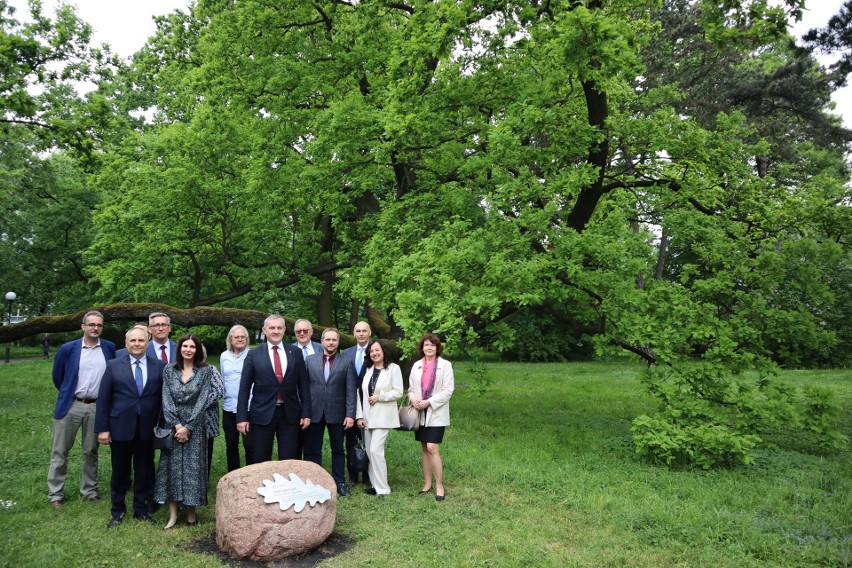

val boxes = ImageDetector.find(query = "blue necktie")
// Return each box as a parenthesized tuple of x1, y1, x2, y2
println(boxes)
(355, 347, 363, 375)
(134, 360, 144, 395)
(302, 345, 308, 360)
(324, 356, 330, 383)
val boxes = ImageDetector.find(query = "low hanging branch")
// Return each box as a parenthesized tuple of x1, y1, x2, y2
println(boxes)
(0, 302, 396, 353)
(0, 303, 268, 343)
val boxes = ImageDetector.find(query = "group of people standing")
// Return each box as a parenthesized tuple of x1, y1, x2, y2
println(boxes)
(47, 309, 455, 530)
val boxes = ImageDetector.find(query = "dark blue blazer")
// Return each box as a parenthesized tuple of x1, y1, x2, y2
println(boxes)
(95, 354, 166, 442)
(147, 340, 177, 362)
(305, 352, 357, 423)
(237, 343, 310, 426)
(343, 345, 370, 380)
(52, 338, 117, 419)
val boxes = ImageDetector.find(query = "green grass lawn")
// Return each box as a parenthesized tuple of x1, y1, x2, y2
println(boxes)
(0, 358, 848, 567)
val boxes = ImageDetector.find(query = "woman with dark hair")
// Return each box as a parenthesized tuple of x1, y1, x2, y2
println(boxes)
(154, 334, 214, 529)
(355, 340, 403, 496)
(408, 333, 455, 501)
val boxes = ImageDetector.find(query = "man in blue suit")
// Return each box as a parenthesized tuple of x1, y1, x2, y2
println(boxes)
(342, 321, 371, 484)
(237, 315, 311, 462)
(114, 322, 150, 359)
(96, 326, 166, 528)
(147, 312, 177, 364)
(292, 319, 322, 361)
(304, 327, 357, 496)
(48, 310, 117, 508)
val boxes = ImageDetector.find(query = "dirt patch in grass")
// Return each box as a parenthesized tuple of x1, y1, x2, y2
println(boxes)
(184, 531, 355, 567)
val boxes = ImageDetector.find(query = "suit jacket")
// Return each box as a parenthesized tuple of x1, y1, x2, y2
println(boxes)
(356, 363, 403, 429)
(292, 340, 322, 361)
(407, 357, 455, 427)
(305, 352, 356, 423)
(52, 337, 117, 419)
(95, 354, 166, 442)
(343, 344, 370, 379)
(147, 340, 177, 363)
(237, 342, 311, 426)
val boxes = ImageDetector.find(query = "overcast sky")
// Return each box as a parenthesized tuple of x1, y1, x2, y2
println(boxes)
(8, 0, 851, 126)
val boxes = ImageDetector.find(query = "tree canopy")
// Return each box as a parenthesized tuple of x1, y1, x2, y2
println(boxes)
(1, 0, 850, 467)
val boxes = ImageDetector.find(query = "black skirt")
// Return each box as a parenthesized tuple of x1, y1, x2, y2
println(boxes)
(415, 426, 445, 444)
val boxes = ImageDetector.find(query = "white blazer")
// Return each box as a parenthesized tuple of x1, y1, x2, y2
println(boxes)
(408, 357, 454, 427)
(356, 363, 403, 429)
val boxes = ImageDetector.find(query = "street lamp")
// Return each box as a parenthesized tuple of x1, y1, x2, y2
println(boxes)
(5, 291, 15, 363)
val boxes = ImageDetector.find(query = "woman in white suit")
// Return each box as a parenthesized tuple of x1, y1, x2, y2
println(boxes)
(409, 333, 454, 501)
(355, 340, 403, 496)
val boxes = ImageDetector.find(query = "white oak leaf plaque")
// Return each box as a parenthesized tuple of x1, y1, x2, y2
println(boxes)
(256, 472, 332, 512)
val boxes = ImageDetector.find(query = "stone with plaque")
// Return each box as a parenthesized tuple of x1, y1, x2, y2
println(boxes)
(216, 460, 337, 561)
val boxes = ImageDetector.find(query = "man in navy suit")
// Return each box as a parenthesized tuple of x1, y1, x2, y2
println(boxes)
(96, 326, 166, 528)
(342, 321, 371, 484)
(48, 310, 117, 508)
(237, 315, 311, 462)
(147, 312, 177, 364)
(292, 319, 322, 361)
(304, 327, 357, 495)
(114, 322, 150, 359)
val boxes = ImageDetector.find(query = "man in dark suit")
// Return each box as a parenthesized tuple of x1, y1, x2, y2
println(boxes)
(342, 321, 371, 484)
(48, 310, 117, 508)
(237, 315, 311, 462)
(96, 326, 165, 528)
(304, 327, 357, 496)
(147, 312, 177, 364)
(114, 322, 149, 359)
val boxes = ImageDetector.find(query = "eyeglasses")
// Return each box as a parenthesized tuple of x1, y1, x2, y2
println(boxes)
(294, 329, 311, 334)
(232, 335, 247, 340)
(84, 323, 103, 328)
(150, 323, 170, 328)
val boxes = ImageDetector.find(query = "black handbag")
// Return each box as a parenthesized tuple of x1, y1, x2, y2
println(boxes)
(348, 435, 369, 472)
(152, 426, 174, 451)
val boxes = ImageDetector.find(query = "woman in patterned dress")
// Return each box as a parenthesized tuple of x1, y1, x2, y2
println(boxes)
(155, 334, 213, 529)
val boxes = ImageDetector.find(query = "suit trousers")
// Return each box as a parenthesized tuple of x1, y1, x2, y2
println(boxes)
(109, 421, 154, 517)
(303, 419, 345, 484)
(48, 399, 99, 502)
(364, 428, 391, 495)
(222, 410, 254, 471)
(252, 405, 300, 462)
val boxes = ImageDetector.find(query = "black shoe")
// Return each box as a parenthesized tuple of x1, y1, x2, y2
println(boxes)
(133, 513, 157, 525)
(435, 493, 445, 501)
(365, 487, 377, 495)
(147, 501, 160, 514)
(337, 483, 351, 497)
(107, 514, 124, 528)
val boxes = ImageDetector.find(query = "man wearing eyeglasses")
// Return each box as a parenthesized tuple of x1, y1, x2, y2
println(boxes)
(146, 312, 176, 364)
(48, 310, 117, 509)
(292, 319, 322, 361)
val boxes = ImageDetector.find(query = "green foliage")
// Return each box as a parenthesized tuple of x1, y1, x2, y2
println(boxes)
(632, 366, 848, 468)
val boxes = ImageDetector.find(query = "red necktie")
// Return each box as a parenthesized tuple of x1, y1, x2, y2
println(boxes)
(160, 345, 168, 363)
(272, 345, 284, 402)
